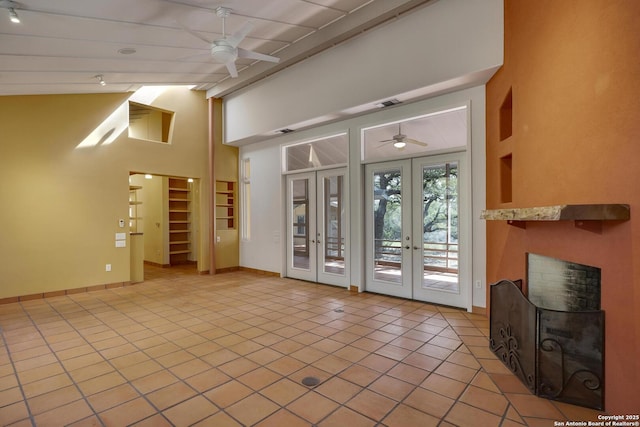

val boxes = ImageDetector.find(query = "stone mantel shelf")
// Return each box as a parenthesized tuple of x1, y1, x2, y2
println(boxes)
(481, 204, 630, 222)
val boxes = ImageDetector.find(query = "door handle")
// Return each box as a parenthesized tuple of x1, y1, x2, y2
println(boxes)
(413, 246, 420, 250)
(404, 245, 410, 250)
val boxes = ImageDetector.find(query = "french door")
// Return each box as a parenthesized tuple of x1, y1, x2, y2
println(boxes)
(365, 154, 469, 308)
(286, 168, 348, 287)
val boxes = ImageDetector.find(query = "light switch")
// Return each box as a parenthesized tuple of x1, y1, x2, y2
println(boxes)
(115, 240, 126, 248)
(115, 233, 126, 240)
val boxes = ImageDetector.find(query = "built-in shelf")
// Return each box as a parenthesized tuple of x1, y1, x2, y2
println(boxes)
(128, 185, 142, 233)
(168, 177, 191, 264)
(215, 181, 236, 230)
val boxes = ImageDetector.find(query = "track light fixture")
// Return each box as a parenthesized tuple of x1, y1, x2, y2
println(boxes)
(95, 74, 106, 86)
(0, 0, 21, 23)
(9, 7, 19, 23)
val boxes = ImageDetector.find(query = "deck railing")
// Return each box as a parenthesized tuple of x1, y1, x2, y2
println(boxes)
(374, 238, 458, 273)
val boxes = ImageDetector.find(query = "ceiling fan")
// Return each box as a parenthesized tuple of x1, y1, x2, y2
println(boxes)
(379, 123, 428, 149)
(179, 7, 280, 78)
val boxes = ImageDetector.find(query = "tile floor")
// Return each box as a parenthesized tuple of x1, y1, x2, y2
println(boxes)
(0, 265, 605, 426)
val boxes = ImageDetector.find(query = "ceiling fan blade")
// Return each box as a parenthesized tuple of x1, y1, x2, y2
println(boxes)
(225, 61, 238, 78)
(226, 21, 253, 48)
(378, 138, 395, 143)
(237, 48, 280, 63)
(406, 138, 428, 147)
(175, 19, 212, 45)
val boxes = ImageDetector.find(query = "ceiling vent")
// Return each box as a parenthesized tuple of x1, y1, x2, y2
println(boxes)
(375, 98, 402, 108)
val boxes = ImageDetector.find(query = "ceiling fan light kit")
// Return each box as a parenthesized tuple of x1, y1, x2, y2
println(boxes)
(379, 123, 428, 150)
(211, 43, 238, 64)
(393, 141, 407, 149)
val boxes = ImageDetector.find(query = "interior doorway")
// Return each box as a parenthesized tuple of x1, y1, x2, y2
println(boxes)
(128, 173, 201, 280)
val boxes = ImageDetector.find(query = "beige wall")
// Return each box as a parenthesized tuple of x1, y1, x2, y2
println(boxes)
(0, 87, 209, 299)
(211, 98, 239, 270)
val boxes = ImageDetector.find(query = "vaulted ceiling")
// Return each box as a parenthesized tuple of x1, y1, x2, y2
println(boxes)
(0, 0, 433, 97)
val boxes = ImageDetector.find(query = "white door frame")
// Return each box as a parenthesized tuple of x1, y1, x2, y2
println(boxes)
(364, 160, 413, 298)
(285, 168, 349, 287)
(364, 154, 470, 309)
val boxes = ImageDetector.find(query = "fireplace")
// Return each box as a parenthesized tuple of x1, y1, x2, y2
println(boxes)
(489, 253, 604, 410)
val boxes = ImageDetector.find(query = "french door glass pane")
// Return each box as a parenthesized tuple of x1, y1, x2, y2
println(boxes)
(292, 179, 310, 270)
(421, 162, 459, 292)
(323, 175, 345, 275)
(373, 170, 402, 283)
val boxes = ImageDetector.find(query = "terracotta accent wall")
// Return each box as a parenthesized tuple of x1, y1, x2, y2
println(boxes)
(486, 1, 640, 413)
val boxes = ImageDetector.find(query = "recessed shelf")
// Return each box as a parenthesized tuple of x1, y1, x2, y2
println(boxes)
(216, 181, 236, 230)
(499, 154, 513, 203)
(168, 177, 192, 264)
(500, 88, 513, 141)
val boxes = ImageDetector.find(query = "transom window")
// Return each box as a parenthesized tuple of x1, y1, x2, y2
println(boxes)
(283, 133, 348, 173)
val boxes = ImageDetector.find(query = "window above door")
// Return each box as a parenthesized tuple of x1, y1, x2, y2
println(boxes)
(283, 133, 348, 173)
(361, 106, 468, 163)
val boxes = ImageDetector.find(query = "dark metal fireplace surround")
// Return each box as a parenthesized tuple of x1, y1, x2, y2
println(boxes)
(489, 253, 604, 410)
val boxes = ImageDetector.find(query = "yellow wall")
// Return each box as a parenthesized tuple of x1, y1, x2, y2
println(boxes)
(211, 98, 239, 270)
(0, 87, 210, 299)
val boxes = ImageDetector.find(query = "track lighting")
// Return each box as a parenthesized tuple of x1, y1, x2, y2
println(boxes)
(8, 7, 19, 23)
(95, 74, 106, 86)
(1, 0, 20, 23)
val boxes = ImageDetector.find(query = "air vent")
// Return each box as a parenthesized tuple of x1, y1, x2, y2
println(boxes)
(375, 98, 402, 108)
(278, 128, 294, 134)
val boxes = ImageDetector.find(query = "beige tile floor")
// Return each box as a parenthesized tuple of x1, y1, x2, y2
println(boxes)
(0, 265, 605, 426)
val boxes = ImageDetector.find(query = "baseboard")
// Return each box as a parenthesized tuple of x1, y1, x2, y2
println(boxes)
(239, 267, 280, 277)
(0, 281, 136, 305)
(471, 305, 487, 316)
(215, 266, 240, 274)
(144, 261, 171, 268)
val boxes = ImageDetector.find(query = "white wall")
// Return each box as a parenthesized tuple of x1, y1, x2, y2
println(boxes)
(224, 0, 503, 145)
(240, 86, 487, 309)
(240, 141, 284, 273)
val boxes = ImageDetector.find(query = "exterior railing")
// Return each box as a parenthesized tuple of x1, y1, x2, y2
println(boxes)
(374, 238, 458, 273)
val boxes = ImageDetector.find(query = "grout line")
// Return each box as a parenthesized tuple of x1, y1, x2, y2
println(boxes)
(0, 267, 585, 426)
(0, 320, 37, 427)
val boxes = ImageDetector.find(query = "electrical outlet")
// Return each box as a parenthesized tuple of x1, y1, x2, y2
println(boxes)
(106, 264, 111, 272)
(474, 280, 482, 289)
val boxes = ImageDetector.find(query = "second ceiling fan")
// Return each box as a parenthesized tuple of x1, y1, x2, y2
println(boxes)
(379, 123, 428, 149)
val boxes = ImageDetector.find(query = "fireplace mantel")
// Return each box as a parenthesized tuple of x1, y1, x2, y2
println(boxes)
(481, 204, 629, 231)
